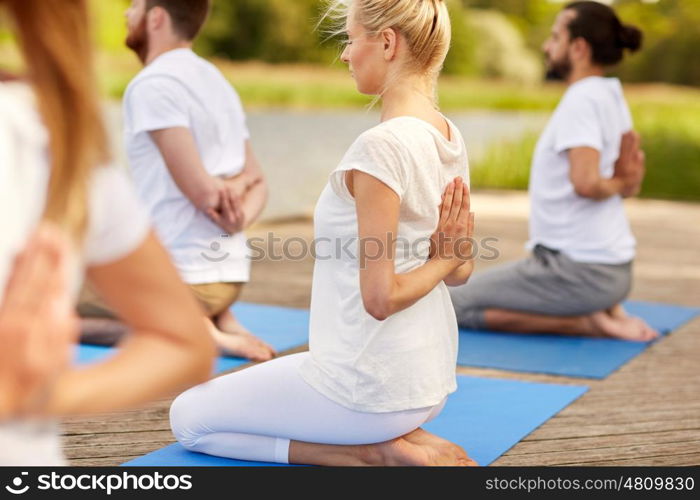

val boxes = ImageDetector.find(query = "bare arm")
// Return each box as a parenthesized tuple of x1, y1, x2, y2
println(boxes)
(443, 259, 475, 287)
(45, 232, 216, 416)
(352, 172, 471, 321)
(218, 141, 268, 231)
(568, 147, 624, 200)
(149, 127, 226, 213)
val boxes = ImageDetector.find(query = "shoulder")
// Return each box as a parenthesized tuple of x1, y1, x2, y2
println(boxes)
(83, 164, 151, 266)
(351, 118, 429, 156)
(560, 81, 599, 109)
(341, 124, 407, 171)
(124, 52, 196, 100)
(125, 72, 189, 102)
(0, 82, 47, 150)
(87, 165, 142, 215)
(560, 77, 621, 112)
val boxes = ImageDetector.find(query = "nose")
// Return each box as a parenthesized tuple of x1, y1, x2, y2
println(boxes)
(340, 45, 350, 64)
(542, 39, 551, 54)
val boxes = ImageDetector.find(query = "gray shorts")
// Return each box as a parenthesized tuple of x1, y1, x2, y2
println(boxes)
(450, 244, 633, 330)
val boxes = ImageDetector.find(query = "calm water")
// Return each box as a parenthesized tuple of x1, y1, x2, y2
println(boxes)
(105, 104, 547, 221)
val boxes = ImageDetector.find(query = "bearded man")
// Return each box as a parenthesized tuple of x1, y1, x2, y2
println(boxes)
(79, 0, 276, 360)
(449, 1, 657, 341)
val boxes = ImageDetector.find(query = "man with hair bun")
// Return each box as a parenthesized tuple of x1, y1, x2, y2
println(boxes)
(450, 1, 657, 342)
(78, 0, 276, 361)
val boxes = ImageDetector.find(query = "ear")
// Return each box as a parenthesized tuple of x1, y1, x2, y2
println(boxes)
(147, 5, 167, 32)
(569, 37, 590, 62)
(381, 28, 398, 62)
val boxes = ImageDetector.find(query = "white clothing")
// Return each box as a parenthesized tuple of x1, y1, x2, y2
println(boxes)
(298, 116, 469, 412)
(527, 76, 636, 265)
(170, 352, 446, 464)
(0, 81, 151, 465)
(123, 48, 251, 285)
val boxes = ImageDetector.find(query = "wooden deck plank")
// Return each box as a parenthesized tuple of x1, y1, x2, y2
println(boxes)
(496, 441, 700, 466)
(505, 430, 700, 455)
(560, 454, 700, 466)
(63, 211, 700, 466)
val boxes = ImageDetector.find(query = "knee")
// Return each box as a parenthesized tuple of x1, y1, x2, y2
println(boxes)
(169, 388, 210, 451)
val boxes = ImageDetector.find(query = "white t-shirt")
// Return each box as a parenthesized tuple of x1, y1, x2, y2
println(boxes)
(299, 117, 469, 413)
(527, 76, 636, 264)
(123, 48, 251, 285)
(0, 82, 151, 465)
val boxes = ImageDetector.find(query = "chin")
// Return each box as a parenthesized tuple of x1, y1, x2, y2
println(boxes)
(354, 81, 380, 96)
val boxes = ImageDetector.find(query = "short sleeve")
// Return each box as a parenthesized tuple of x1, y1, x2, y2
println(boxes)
(331, 129, 408, 200)
(83, 166, 152, 267)
(229, 87, 251, 141)
(124, 76, 190, 135)
(553, 93, 604, 154)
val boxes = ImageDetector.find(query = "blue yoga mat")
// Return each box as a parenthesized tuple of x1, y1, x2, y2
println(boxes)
(458, 300, 700, 379)
(123, 375, 588, 467)
(76, 302, 309, 374)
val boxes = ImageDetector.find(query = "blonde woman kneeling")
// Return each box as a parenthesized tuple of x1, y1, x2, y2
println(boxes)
(169, 0, 477, 466)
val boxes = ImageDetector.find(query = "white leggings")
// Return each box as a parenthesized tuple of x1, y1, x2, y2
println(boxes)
(169, 352, 446, 464)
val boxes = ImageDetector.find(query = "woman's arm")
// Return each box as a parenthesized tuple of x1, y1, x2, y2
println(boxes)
(352, 172, 473, 321)
(443, 260, 474, 287)
(45, 231, 216, 416)
(0, 223, 77, 419)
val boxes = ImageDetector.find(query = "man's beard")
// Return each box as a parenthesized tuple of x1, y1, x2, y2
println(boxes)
(126, 16, 149, 64)
(544, 54, 572, 81)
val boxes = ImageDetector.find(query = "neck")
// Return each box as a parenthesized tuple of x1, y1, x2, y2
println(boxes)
(145, 38, 192, 66)
(380, 75, 436, 122)
(566, 64, 605, 85)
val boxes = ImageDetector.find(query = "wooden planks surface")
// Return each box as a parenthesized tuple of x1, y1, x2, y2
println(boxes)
(63, 196, 700, 466)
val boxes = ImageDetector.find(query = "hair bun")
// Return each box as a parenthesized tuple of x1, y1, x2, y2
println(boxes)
(619, 24, 643, 52)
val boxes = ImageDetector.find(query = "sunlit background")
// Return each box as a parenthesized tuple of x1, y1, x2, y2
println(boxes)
(1, 0, 698, 207)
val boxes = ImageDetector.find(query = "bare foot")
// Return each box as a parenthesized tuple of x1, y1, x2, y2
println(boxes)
(215, 309, 276, 357)
(585, 310, 659, 342)
(626, 316, 660, 341)
(363, 429, 477, 466)
(215, 309, 250, 334)
(607, 304, 659, 341)
(205, 317, 275, 362)
(402, 428, 478, 466)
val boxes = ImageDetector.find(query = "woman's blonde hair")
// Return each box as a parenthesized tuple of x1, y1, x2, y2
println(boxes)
(324, 0, 452, 102)
(2, 0, 109, 242)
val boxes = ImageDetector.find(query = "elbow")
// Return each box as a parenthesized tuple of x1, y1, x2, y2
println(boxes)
(445, 275, 470, 287)
(445, 271, 471, 287)
(363, 296, 393, 322)
(573, 183, 596, 199)
(572, 182, 591, 198)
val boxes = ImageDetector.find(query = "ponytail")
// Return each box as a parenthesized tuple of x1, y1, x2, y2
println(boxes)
(619, 24, 643, 52)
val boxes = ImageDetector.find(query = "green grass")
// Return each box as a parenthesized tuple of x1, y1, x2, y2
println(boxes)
(470, 133, 539, 191)
(3, 44, 698, 201)
(633, 105, 700, 201)
(471, 101, 700, 202)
